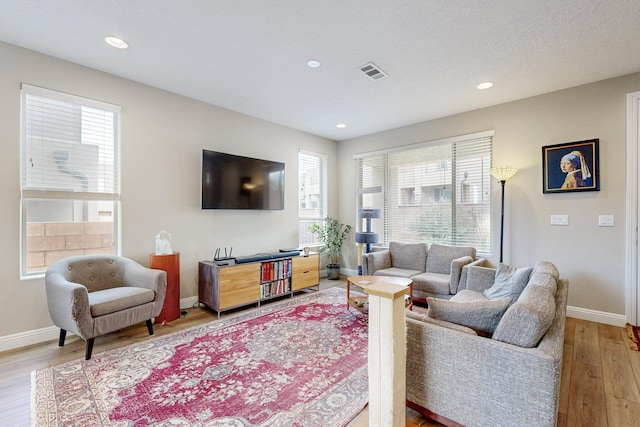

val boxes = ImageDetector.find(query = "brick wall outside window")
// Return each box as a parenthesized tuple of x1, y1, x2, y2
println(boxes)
(26, 221, 114, 274)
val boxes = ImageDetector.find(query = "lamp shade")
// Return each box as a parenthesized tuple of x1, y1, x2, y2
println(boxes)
(358, 208, 381, 219)
(490, 166, 518, 181)
(355, 232, 379, 244)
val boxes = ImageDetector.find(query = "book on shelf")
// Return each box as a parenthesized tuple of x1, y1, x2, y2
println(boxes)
(260, 279, 292, 298)
(259, 259, 294, 298)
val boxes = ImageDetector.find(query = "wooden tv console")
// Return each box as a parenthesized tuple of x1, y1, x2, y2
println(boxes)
(198, 253, 319, 316)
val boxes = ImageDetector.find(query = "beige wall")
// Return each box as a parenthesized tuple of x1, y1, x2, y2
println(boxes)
(338, 72, 640, 316)
(0, 41, 337, 338)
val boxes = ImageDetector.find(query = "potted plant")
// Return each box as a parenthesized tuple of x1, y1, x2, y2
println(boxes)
(307, 217, 352, 280)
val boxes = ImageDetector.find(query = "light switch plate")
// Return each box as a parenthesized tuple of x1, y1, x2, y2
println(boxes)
(550, 214, 569, 226)
(598, 215, 614, 227)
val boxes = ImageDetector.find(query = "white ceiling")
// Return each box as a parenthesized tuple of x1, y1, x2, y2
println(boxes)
(1, 0, 639, 141)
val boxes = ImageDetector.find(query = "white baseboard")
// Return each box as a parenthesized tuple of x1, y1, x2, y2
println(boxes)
(316, 268, 360, 278)
(180, 296, 199, 310)
(566, 305, 627, 327)
(0, 325, 60, 354)
(0, 297, 202, 354)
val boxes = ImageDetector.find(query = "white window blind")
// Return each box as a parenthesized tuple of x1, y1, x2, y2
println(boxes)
(298, 150, 327, 245)
(22, 84, 120, 199)
(20, 84, 121, 277)
(355, 131, 493, 254)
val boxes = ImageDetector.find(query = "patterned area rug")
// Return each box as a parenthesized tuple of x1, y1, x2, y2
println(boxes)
(31, 288, 369, 426)
(626, 322, 640, 351)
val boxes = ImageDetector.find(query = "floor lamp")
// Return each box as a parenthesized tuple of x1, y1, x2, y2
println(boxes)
(490, 166, 518, 263)
(355, 208, 380, 275)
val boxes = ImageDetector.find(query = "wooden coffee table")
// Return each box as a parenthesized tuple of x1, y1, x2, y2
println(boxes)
(346, 275, 413, 315)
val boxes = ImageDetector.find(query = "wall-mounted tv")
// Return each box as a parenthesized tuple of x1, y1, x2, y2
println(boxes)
(201, 149, 285, 210)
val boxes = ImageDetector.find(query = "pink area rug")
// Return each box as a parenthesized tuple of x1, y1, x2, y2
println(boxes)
(31, 288, 369, 426)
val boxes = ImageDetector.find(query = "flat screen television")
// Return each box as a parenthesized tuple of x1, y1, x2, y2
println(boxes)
(201, 149, 285, 210)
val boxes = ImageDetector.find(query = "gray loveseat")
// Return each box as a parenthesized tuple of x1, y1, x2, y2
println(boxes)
(405, 261, 568, 427)
(362, 241, 484, 302)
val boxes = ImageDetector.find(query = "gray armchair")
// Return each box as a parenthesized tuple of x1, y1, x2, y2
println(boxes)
(45, 254, 167, 359)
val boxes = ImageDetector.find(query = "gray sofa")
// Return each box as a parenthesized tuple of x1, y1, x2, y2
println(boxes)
(406, 261, 568, 427)
(361, 241, 484, 302)
(45, 254, 167, 359)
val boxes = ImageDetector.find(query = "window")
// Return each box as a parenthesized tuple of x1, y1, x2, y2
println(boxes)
(298, 150, 327, 246)
(20, 84, 121, 277)
(355, 130, 493, 254)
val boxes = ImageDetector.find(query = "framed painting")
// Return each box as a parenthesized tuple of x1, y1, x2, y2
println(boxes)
(542, 139, 599, 193)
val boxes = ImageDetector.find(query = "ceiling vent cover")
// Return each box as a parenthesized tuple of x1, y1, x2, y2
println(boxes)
(359, 62, 388, 81)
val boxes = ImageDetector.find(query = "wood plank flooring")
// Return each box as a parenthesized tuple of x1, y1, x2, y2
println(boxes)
(2, 278, 640, 426)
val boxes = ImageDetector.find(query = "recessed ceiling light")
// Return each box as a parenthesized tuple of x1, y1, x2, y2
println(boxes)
(477, 81, 493, 90)
(105, 36, 128, 49)
(307, 59, 321, 68)
(336, 123, 347, 129)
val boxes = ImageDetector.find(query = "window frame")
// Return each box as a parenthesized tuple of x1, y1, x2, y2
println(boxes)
(354, 130, 494, 256)
(20, 84, 122, 279)
(298, 150, 328, 246)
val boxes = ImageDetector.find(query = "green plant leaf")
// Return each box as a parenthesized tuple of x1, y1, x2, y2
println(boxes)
(306, 217, 352, 265)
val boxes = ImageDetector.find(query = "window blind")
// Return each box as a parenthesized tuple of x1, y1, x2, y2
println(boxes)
(21, 84, 121, 200)
(355, 131, 493, 254)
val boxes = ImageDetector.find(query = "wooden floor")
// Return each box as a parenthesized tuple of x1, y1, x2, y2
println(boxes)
(2, 278, 640, 426)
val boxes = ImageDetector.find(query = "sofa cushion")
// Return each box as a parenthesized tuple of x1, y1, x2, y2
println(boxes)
(389, 241, 428, 272)
(426, 244, 476, 275)
(411, 272, 452, 295)
(374, 267, 423, 279)
(89, 287, 156, 317)
(482, 263, 533, 303)
(492, 276, 557, 347)
(426, 296, 511, 335)
(532, 260, 560, 280)
(527, 270, 558, 295)
(450, 289, 487, 302)
(406, 309, 478, 335)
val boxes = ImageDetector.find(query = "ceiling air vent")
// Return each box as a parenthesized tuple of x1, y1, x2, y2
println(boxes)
(359, 62, 388, 81)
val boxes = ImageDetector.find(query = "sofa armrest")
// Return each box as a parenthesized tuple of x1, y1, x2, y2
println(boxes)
(123, 260, 167, 317)
(362, 252, 372, 275)
(459, 265, 496, 293)
(406, 313, 562, 427)
(458, 258, 486, 291)
(44, 271, 93, 339)
(449, 255, 474, 294)
(362, 250, 391, 275)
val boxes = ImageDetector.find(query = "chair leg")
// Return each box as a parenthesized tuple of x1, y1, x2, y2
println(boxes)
(58, 329, 67, 347)
(85, 338, 95, 360)
(146, 319, 154, 336)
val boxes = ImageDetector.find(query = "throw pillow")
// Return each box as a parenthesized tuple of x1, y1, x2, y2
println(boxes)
(427, 297, 511, 335)
(492, 285, 556, 347)
(482, 263, 533, 303)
